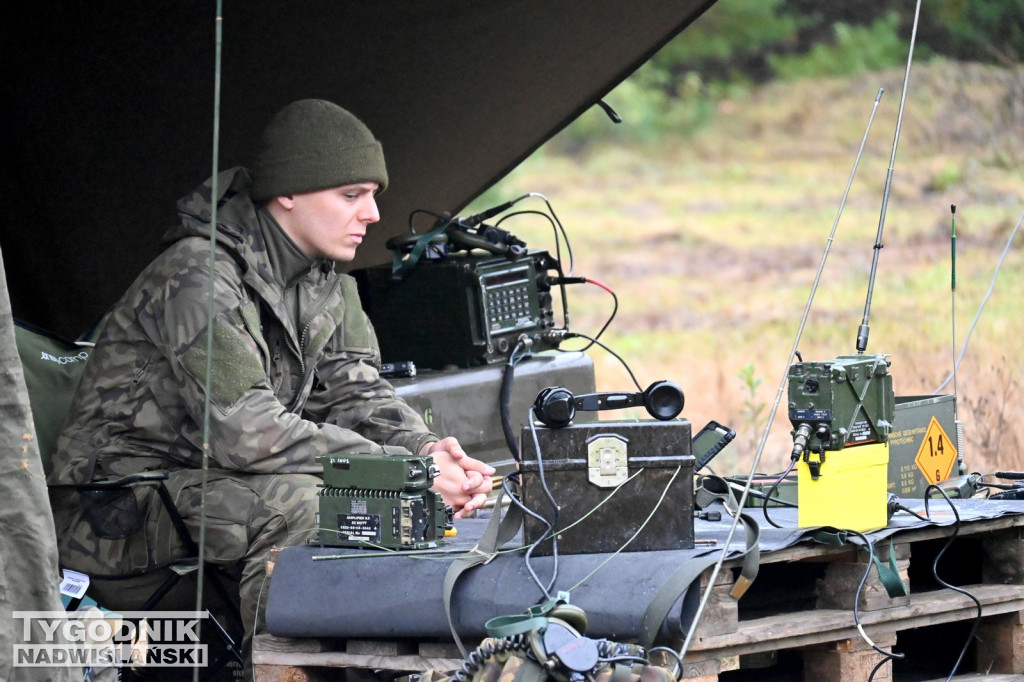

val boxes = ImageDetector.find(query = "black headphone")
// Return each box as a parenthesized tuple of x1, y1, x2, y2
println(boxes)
(532, 380, 685, 429)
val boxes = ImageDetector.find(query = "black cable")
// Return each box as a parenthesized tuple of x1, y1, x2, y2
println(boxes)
(574, 278, 618, 351)
(502, 473, 558, 598)
(722, 475, 799, 505)
(498, 198, 574, 275)
(737, 485, 799, 508)
(497, 206, 573, 327)
(847, 529, 905, 678)
(761, 458, 799, 528)
(500, 340, 527, 461)
(892, 502, 930, 523)
(869, 656, 890, 682)
(407, 208, 457, 234)
(557, 331, 643, 392)
(648, 646, 685, 681)
(453, 634, 530, 682)
(924, 484, 982, 682)
(522, 410, 562, 599)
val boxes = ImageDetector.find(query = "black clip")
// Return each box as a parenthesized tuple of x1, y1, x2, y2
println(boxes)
(803, 448, 826, 480)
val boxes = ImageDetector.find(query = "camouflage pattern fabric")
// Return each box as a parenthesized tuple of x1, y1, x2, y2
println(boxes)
(417, 638, 677, 682)
(47, 167, 440, 665)
(0, 246, 79, 681)
(50, 167, 437, 488)
(52, 470, 320, 661)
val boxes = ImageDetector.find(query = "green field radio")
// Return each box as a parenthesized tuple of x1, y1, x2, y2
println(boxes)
(787, 354, 895, 477)
(316, 453, 452, 550)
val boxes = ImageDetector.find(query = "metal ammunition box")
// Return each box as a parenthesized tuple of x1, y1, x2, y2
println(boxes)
(888, 394, 960, 498)
(518, 420, 695, 556)
(393, 351, 596, 473)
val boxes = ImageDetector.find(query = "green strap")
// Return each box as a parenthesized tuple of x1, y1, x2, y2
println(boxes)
(443, 488, 524, 656)
(638, 476, 763, 650)
(485, 594, 585, 639)
(637, 553, 722, 651)
(484, 614, 551, 639)
(813, 530, 908, 598)
(391, 219, 453, 280)
(811, 528, 849, 546)
(695, 476, 760, 598)
(872, 539, 909, 598)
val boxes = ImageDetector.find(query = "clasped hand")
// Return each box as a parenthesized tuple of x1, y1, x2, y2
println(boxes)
(421, 436, 495, 518)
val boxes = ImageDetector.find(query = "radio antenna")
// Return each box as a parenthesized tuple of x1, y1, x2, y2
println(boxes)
(949, 204, 965, 462)
(673, 87, 885, 669)
(856, 0, 923, 354)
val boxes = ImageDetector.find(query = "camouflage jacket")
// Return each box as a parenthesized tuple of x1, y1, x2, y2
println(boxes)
(49, 167, 437, 484)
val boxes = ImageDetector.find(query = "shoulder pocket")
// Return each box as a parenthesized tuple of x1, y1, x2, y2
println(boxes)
(338, 276, 376, 352)
(180, 307, 267, 410)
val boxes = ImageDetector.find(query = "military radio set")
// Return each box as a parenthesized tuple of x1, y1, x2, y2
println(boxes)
(787, 354, 895, 479)
(354, 199, 570, 370)
(779, 25, 969, 530)
(315, 453, 452, 550)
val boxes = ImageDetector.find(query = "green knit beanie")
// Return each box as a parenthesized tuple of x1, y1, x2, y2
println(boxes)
(249, 99, 388, 204)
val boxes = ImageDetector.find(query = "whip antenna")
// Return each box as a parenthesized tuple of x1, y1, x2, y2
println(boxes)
(857, 0, 923, 354)
(950, 204, 966, 463)
(672, 87, 885, 671)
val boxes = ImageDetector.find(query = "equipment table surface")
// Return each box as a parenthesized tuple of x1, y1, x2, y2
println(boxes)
(258, 499, 1024, 679)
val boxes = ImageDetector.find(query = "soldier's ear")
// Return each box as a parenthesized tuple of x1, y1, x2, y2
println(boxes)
(274, 195, 295, 210)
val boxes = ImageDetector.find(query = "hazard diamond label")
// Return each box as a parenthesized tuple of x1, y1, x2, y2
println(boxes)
(914, 416, 958, 485)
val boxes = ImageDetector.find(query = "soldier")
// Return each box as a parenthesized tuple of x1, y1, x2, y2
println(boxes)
(47, 99, 495, 667)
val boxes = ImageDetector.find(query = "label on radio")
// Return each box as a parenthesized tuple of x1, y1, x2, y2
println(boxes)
(848, 419, 873, 444)
(790, 409, 831, 421)
(335, 513, 381, 543)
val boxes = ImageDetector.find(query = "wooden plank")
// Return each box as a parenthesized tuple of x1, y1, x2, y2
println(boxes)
(419, 642, 463, 659)
(254, 650, 464, 672)
(802, 635, 896, 682)
(690, 566, 740, 638)
(813, 554, 910, 612)
(346, 640, 417, 656)
(253, 634, 463, 672)
(975, 610, 1024, 674)
(730, 514, 1024, 569)
(982, 527, 1024, 584)
(686, 583, 1024, 659)
(254, 634, 341, 655)
(254, 665, 335, 682)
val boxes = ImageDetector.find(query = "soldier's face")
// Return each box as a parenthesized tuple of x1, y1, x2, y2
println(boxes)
(276, 182, 381, 261)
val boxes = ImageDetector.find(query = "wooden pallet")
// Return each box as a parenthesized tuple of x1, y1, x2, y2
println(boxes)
(253, 512, 1024, 682)
(679, 513, 1024, 680)
(253, 637, 463, 681)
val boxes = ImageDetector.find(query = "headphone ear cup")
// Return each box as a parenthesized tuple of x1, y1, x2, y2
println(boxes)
(534, 386, 576, 428)
(643, 380, 685, 421)
(548, 603, 589, 635)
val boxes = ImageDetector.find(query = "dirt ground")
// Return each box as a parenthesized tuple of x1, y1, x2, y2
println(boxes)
(488, 61, 1024, 477)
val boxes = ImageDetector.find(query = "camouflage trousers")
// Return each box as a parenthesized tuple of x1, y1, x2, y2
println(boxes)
(416, 638, 677, 682)
(52, 469, 320, 667)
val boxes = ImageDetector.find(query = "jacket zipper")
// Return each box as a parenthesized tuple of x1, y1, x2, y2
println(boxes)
(286, 264, 341, 412)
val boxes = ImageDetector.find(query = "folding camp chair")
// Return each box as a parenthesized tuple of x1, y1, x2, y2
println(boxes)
(14, 320, 245, 678)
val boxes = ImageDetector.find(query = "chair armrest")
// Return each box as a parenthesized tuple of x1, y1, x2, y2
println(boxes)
(49, 471, 170, 490)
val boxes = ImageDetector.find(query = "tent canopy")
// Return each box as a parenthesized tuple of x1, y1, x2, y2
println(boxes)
(2, 1, 716, 338)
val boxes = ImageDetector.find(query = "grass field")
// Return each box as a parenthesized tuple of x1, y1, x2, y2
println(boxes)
(470, 62, 1024, 476)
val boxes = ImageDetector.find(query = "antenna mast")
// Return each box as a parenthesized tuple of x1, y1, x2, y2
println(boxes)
(857, 0, 923, 354)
